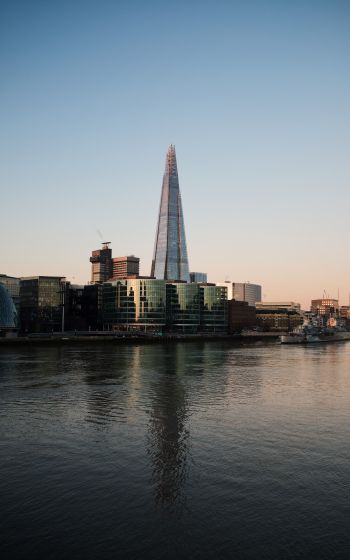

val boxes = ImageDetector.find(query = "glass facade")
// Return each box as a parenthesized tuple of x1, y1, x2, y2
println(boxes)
(190, 272, 207, 283)
(200, 285, 228, 332)
(232, 283, 262, 306)
(20, 276, 64, 333)
(103, 279, 166, 331)
(151, 145, 190, 282)
(0, 284, 17, 331)
(0, 275, 20, 314)
(166, 283, 201, 333)
(81, 284, 103, 331)
(103, 280, 228, 334)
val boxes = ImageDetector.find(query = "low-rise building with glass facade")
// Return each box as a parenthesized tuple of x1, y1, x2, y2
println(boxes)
(81, 284, 103, 331)
(20, 276, 65, 334)
(199, 284, 228, 333)
(103, 279, 228, 334)
(103, 278, 166, 332)
(166, 282, 201, 333)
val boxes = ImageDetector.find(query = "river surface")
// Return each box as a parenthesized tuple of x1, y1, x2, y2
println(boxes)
(1, 341, 350, 559)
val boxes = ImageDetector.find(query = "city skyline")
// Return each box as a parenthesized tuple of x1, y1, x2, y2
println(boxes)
(1, 1, 350, 308)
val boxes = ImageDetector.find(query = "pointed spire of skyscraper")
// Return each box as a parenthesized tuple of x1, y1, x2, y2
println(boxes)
(151, 145, 190, 282)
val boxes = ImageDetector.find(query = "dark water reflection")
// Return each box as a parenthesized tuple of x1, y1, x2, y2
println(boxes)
(1, 341, 350, 559)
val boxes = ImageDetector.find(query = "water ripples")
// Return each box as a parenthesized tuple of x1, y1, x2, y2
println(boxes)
(1, 341, 350, 558)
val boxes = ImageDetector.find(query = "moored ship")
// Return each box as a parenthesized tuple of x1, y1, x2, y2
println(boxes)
(281, 322, 350, 344)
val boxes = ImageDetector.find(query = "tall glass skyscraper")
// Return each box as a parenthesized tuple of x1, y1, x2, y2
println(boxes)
(151, 145, 190, 282)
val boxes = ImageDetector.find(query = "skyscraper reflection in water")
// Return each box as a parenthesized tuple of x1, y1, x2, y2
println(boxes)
(146, 344, 191, 510)
(145, 343, 231, 511)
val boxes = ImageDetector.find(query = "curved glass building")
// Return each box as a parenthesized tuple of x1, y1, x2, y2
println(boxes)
(103, 279, 166, 332)
(151, 145, 190, 282)
(166, 283, 200, 333)
(0, 284, 17, 333)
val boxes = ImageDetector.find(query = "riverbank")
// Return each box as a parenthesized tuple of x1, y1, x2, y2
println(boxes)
(0, 331, 283, 345)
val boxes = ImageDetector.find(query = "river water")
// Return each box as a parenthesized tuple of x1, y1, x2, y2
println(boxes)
(1, 341, 350, 559)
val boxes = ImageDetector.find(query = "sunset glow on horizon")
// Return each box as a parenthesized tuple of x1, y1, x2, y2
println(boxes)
(1, 0, 349, 309)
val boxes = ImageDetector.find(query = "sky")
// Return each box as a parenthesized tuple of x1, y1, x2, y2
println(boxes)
(1, 0, 349, 309)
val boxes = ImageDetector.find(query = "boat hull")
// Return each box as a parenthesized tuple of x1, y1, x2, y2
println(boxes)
(281, 332, 350, 344)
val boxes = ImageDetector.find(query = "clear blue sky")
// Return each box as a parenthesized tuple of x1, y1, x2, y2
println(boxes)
(1, 0, 349, 308)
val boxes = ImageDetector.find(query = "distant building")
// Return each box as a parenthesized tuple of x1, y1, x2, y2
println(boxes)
(255, 302, 303, 332)
(216, 282, 234, 299)
(112, 255, 140, 279)
(0, 283, 18, 336)
(340, 306, 350, 320)
(232, 283, 262, 306)
(90, 242, 113, 284)
(228, 300, 256, 334)
(190, 272, 207, 283)
(256, 302, 301, 313)
(216, 282, 261, 306)
(311, 299, 339, 316)
(340, 306, 350, 328)
(20, 276, 66, 333)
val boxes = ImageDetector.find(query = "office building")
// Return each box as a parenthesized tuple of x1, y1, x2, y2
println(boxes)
(63, 284, 86, 331)
(190, 272, 207, 283)
(20, 276, 66, 333)
(151, 145, 190, 282)
(103, 278, 167, 332)
(166, 282, 201, 333)
(216, 282, 261, 306)
(90, 242, 113, 284)
(200, 284, 228, 333)
(81, 284, 103, 331)
(228, 300, 256, 333)
(340, 306, 350, 319)
(311, 298, 339, 316)
(102, 278, 228, 334)
(233, 282, 261, 306)
(112, 255, 140, 279)
(255, 302, 303, 332)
